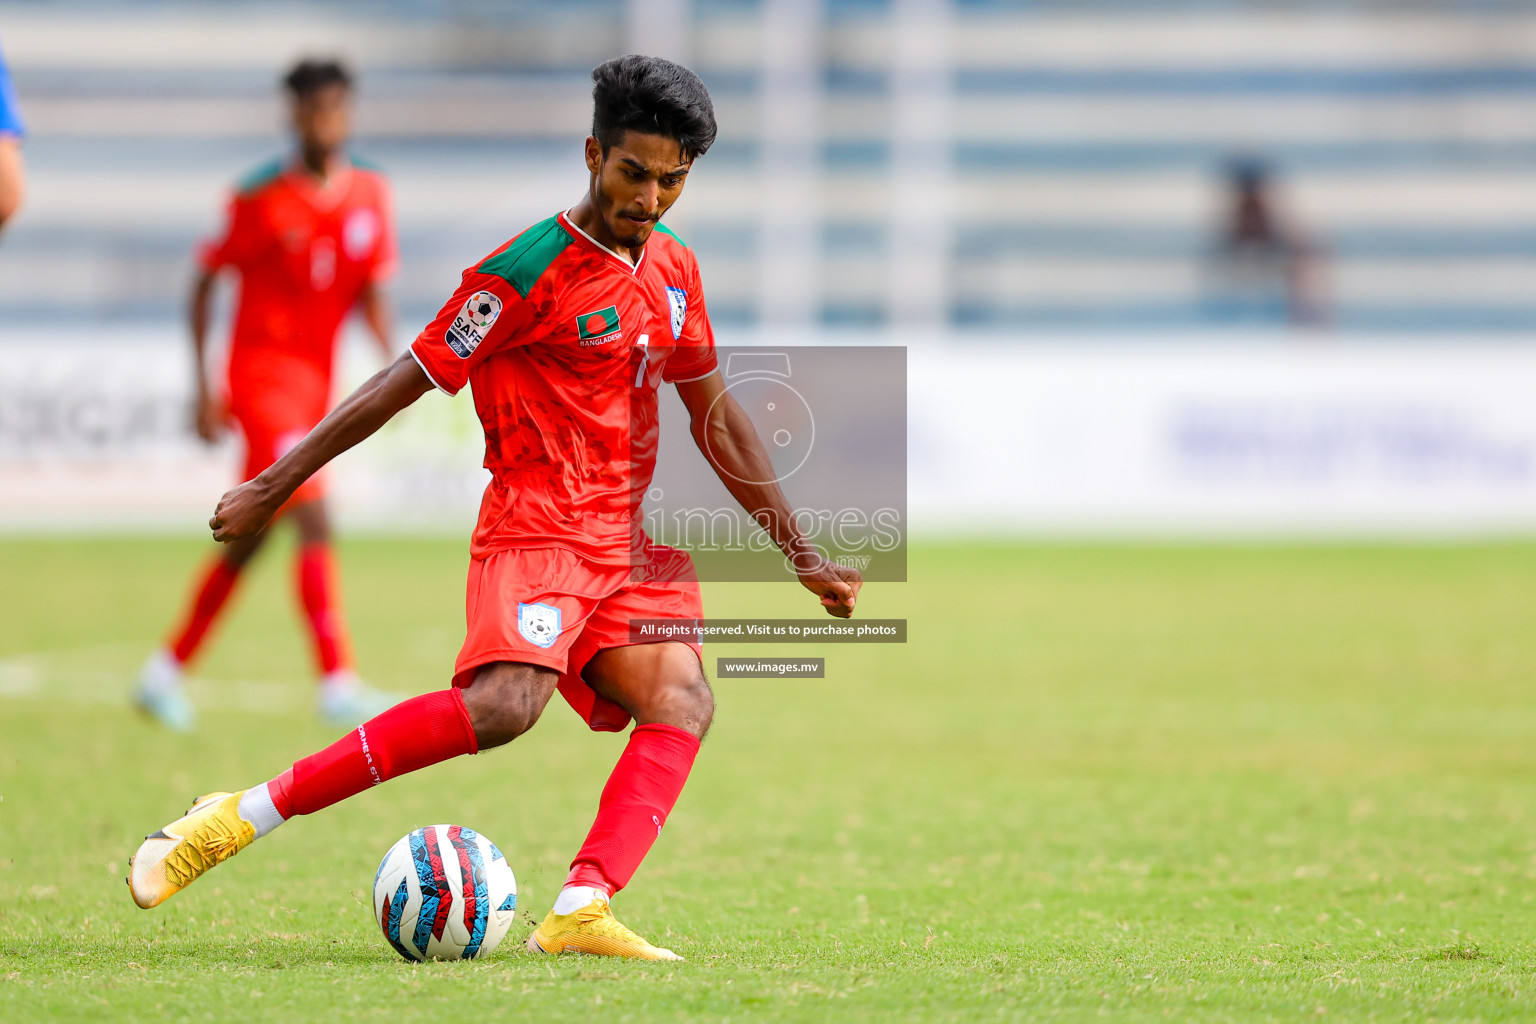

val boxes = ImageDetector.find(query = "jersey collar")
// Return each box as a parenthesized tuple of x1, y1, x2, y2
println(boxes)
(560, 209, 648, 276)
(287, 155, 354, 211)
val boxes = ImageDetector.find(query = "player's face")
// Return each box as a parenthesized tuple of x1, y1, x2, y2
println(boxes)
(291, 84, 352, 159)
(585, 132, 692, 249)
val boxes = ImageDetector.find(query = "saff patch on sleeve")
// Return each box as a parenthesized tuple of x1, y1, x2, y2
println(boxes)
(666, 286, 687, 340)
(445, 290, 503, 358)
(575, 305, 622, 346)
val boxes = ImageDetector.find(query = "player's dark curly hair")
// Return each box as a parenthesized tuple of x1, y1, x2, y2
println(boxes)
(283, 58, 353, 98)
(591, 55, 717, 162)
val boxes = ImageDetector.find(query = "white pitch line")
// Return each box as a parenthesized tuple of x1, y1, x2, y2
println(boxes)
(0, 646, 305, 713)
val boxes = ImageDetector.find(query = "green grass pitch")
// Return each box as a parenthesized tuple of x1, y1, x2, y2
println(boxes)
(3, 536, 1536, 1021)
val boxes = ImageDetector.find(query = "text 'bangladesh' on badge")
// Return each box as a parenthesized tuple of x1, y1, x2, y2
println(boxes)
(576, 305, 622, 347)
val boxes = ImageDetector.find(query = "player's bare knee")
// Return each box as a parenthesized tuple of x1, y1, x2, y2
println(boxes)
(290, 501, 331, 546)
(221, 529, 267, 570)
(671, 671, 714, 740)
(463, 663, 555, 749)
(467, 685, 542, 749)
(638, 650, 712, 738)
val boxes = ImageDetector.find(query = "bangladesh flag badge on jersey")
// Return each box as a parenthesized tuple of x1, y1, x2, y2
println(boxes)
(575, 305, 622, 346)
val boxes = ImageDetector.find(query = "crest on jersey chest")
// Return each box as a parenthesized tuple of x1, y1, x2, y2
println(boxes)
(666, 286, 687, 340)
(343, 208, 380, 259)
(517, 602, 562, 649)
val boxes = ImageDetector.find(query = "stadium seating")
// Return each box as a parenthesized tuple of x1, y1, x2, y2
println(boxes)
(1, 0, 1533, 332)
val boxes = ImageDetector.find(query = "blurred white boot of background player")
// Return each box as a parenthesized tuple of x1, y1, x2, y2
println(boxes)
(317, 668, 400, 727)
(134, 653, 399, 731)
(133, 648, 196, 733)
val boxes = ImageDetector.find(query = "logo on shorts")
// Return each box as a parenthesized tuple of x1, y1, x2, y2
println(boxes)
(575, 305, 622, 346)
(517, 602, 562, 649)
(445, 291, 503, 359)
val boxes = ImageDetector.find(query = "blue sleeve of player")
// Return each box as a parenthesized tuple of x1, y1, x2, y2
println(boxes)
(0, 45, 26, 138)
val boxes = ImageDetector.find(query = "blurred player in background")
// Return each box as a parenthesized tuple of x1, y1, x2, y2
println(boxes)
(134, 59, 400, 732)
(0, 37, 27, 236)
(1208, 157, 1328, 327)
(128, 55, 862, 960)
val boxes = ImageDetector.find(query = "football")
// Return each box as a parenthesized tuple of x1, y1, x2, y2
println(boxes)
(464, 290, 502, 329)
(372, 825, 518, 961)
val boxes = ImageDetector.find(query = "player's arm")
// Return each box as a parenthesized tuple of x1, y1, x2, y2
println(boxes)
(362, 178, 401, 358)
(187, 268, 226, 442)
(0, 136, 23, 236)
(189, 189, 261, 443)
(209, 353, 433, 541)
(675, 371, 861, 618)
(0, 51, 24, 237)
(358, 280, 394, 358)
(216, 256, 531, 542)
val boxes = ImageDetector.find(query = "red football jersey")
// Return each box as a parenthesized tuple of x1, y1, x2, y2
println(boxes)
(410, 211, 718, 564)
(199, 157, 397, 423)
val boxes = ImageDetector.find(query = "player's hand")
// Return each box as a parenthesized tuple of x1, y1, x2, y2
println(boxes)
(795, 554, 862, 618)
(209, 478, 281, 542)
(194, 389, 228, 444)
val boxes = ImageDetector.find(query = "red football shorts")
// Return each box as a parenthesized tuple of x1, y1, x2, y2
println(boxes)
(451, 545, 705, 732)
(229, 388, 327, 507)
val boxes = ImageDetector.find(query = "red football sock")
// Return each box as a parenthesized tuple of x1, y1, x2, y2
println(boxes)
(296, 542, 353, 675)
(565, 723, 701, 895)
(167, 557, 243, 665)
(273, 689, 478, 818)
(266, 768, 295, 819)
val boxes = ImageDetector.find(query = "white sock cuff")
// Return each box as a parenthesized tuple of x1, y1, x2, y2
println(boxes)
(237, 784, 286, 839)
(552, 885, 607, 915)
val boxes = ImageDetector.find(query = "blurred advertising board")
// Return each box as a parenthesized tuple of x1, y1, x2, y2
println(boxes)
(3, 330, 1536, 537)
(909, 339, 1536, 537)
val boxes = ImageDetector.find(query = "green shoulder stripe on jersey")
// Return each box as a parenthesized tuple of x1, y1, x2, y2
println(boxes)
(652, 222, 688, 248)
(478, 215, 575, 298)
(235, 157, 285, 196)
(349, 153, 384, 173)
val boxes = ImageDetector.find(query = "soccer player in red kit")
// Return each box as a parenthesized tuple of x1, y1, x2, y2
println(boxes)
(134, 59, 401, 732)
(128, 56, 862, 960)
